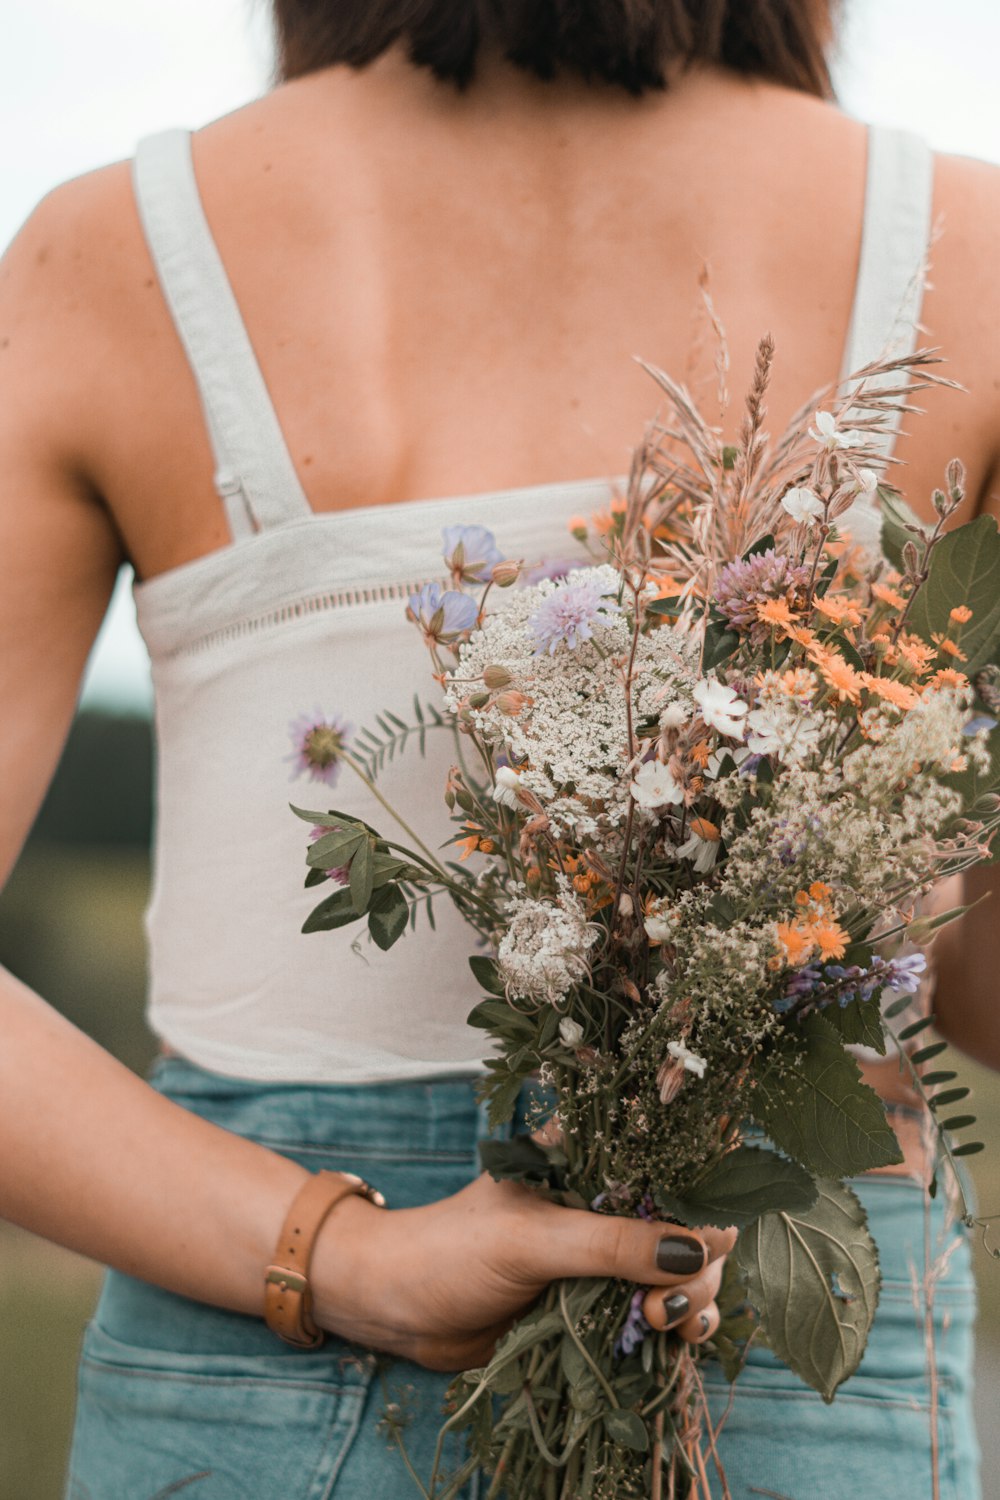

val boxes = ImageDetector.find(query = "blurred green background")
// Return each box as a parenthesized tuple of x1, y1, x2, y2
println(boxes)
(1, 707, 999, 1500)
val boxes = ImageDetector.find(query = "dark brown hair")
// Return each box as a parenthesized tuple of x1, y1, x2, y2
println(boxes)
(272, 1, 839, 99)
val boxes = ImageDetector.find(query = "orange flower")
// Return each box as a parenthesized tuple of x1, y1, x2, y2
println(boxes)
(775, 922, 815, 966)
(795, 890, 810, 907)
(926, 667, 970, 692)
(809, 645, 865, 703)
(456, 822, 483, 861)
(935, 636, 968, 662)
(896, 633, 936, 675)
(688, 816, 720, 842)
(949, 605, 973, 624)
(567, 515, 588, 539)
(813, 922, 849, 960)
(756, 597, 795, 629)
(787, 624, 817, 649)
(872, 582, 908, 611)
(689, 739, 712, 768)
(814, 595, 863, 628)
(808, 881, 832, 902)
(861, 674, 919, 710)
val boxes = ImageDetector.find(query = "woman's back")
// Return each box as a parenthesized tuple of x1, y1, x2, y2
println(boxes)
(6, 56, 999, 606)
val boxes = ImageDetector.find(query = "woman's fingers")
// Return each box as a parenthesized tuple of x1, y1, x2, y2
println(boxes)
(519, 1186, 737, 1286)
(640, 1255, 724, 1333)
(678, 1300, 720, 1345)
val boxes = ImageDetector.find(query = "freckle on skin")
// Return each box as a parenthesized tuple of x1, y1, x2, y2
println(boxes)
(36, 246, 50, 266)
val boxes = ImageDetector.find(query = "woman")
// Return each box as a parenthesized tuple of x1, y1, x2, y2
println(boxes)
(1, 3, 997, 1497)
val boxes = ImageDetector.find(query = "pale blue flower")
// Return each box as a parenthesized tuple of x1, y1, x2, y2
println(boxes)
(407, 582, 478, 642)
(442, 524, 505, 583)
(529, 574, 621, 655)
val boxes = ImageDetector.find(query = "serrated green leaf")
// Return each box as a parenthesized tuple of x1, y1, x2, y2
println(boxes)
(906, 514, 1000, 674)
(822, 997, 886, 1056)
(367, 883, 409, 950)
(602, 1410, 648, 1452)
(752, 1014, 903, 1176)
(736, 1180, 880, 1401)
(654, 1146, 818, 1231)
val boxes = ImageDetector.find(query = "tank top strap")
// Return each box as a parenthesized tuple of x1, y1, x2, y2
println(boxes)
(132, 128, 312, 539)
(840, 124, 935, 459)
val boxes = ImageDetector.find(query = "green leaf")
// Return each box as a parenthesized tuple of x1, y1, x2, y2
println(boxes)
(911, 1042, 948, 1065)
(953, 1141, 985, 1157)
(304, 866, 329, 889)
(654, 1146, 818, 1231)
(878, 486, 924, 571)
(602, 1410, 649, 1452)
(466, 997, 533, 1037)
(306, 828, 366, 868)
(941, 1115, 977, 1131)
(752, 1014, 903, 1176)
(349, 840, 374, 913)
(477, 1066, 526, 1130)
(560, 1277, 610, 1326)
(469, 954, 506, 997)
(702, 619, 742, 671)
(821, 997, 886, 1056)
(367, 884, 409, 951)
(301, 887, 364, 934)
(897, 1016, 934, 1041)
(479, 1135, 559, 1188)
(906, 514, 1000, 674)
(920, 1071, 957, 1087)
(736, 1179, 880, 1401)
(290, 802, 340, 825)
(743, 533, 776, 561)
(929, 1087, 969, 1111)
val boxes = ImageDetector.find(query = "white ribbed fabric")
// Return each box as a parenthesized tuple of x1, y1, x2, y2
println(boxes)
(130, 125, 933, 1083)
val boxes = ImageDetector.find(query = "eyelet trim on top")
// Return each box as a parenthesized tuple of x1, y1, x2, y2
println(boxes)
(161, 574, 446, 659)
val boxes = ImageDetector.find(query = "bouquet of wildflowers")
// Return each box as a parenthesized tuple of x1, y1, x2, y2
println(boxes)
(293, 341, 1000, 1499)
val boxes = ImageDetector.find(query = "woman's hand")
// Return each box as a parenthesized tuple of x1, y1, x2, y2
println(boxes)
(311, 1170, 736, 1372)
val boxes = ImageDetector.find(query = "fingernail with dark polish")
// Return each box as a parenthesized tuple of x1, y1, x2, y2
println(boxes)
(655, 1235, 706, 1275)
(663, 1293, 690, 1328)
(699, 1313, 711, 1336)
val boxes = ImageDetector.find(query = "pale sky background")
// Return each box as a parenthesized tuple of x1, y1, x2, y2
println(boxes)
(3, 0, 999, 712)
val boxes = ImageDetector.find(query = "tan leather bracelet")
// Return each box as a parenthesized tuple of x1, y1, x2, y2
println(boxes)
(264, 1170, 386, 1349)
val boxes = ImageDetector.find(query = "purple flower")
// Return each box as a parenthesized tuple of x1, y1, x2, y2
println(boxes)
(442, 524, 506, 585)
(614, 1288, 654, 1359)
(529, 574, 622, 655)
(713, 549, 811, 641)
(407, 582, 479, 642)
(287, 711, 353, 786)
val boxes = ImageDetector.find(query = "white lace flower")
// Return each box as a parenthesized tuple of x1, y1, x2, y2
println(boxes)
(631, 759, 685, 810)
(693, 676, 748, 738)
(667, 1041, 708, 1078)
(496, 892, 598, 1005)
(658, 701, 689, 730)
(781, 486, 824, 525)
(745, 705, 823, 764)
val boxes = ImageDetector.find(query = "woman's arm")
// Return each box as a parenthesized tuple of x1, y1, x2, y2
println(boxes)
(0, 180, 730, 1365)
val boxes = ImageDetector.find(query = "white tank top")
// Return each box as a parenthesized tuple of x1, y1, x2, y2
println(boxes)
(130, 124, 933, 1083)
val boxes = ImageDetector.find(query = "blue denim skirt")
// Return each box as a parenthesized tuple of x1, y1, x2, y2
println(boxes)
(64, 1057, 980, 1500)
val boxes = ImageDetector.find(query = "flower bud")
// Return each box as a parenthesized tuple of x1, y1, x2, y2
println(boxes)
(468, 691, 491, 709)
(483, 664, 513, 690)
(618, 894, 634, 918)
(497, 690, 532, 717)
(491, 560, 523, 588)
(559, 1017, 584, 1049)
